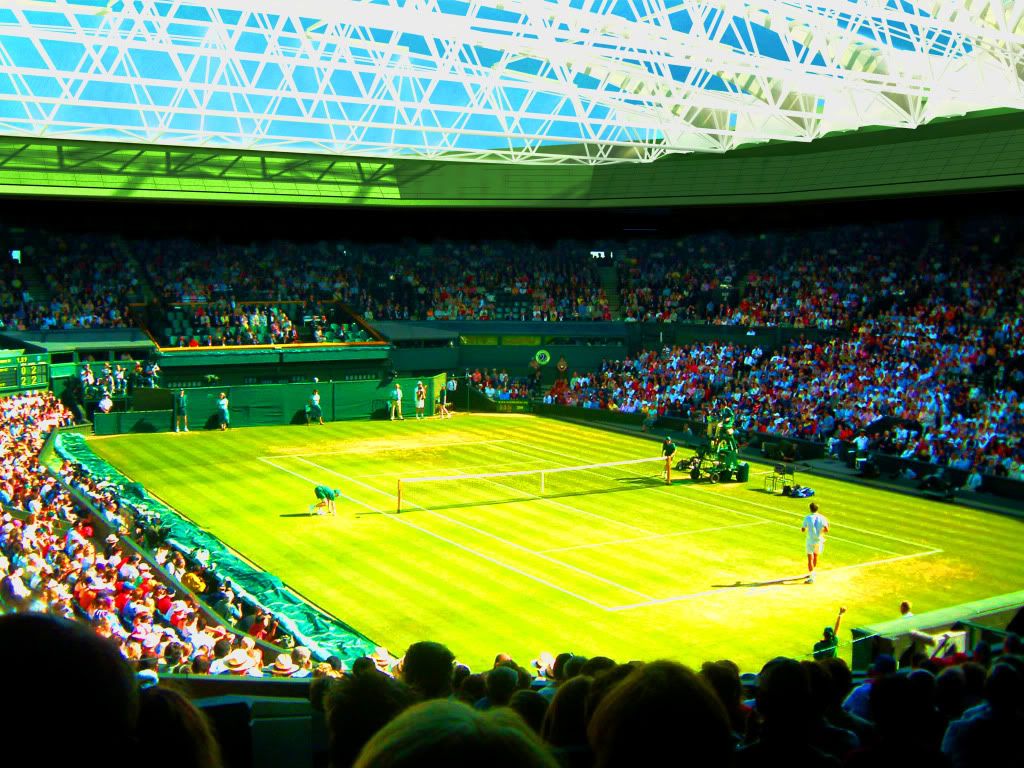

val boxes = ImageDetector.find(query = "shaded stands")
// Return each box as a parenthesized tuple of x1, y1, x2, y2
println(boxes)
(162, 303, 303, 347)
(378, 320, 628, 387)
(0, 327, 157, 359)
(158, 301, 380, 348)
(1, 328, 159, 421)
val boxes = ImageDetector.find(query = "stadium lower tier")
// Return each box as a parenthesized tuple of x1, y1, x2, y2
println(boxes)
(83, 414, 1024, 672)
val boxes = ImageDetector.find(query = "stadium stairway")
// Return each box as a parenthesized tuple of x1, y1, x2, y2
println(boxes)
(596, 264, 621, 318)
(17, 259, 52, 305)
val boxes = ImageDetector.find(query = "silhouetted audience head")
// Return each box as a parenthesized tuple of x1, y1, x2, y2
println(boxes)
(400, 641, 455, 700)
(756, 657, 812, 728)
(485, 665, 520, 707)
(541, 675, 593, 748)
(351, 656, 379, 677)
(0, 614, 138, 763)
(818, 657, 853, 711)
(508, 690, 549, 734)
(701, 660, 746, 733)
(354, 699, 559, 768)
(869, 673, 931, 742)
(452, 672, 482, 706)
(588, 660, 734, 768)
(985, 662, 1021, 714)
(578, 656, 616, 677)
(326, 669, 418, 768)
(585, 663, 639, 722)
(136, 686, 222, 768)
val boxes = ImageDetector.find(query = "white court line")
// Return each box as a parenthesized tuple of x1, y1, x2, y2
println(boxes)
(375, 439, 658, 537)
(263, 437, 516, 460)
(257, 456, 614, 610)
(607, 549, 945, 612)
(503, 439, 933, 556)
(468, 442, 655, 536)
(292, 456, 657, 602)
(525, 433, 944, 551)
(537, 521, 770, 554)
(352, 460, 548, 479)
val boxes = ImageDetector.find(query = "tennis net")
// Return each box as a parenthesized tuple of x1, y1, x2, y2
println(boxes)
(396, 456, 670, 512)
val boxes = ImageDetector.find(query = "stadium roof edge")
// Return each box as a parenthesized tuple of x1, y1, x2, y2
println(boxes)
(0, 108, 1022, 208)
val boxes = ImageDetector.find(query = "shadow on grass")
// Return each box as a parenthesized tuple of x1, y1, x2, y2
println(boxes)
(711, 576, 809, 588)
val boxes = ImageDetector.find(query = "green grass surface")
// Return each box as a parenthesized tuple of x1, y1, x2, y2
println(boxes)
(87, 414, 1024, 672)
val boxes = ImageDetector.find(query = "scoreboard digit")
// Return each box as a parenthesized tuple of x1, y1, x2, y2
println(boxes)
(0, 353, 49, 392)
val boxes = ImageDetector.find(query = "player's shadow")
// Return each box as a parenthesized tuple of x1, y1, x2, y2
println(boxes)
(712, 576, 809, 588)
(280, 512, 322, 518)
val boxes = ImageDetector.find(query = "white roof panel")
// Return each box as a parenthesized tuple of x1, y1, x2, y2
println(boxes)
(0, 0, 1021, 164)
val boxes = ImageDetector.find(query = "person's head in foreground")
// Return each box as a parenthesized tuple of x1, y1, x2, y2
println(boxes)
(588, 660, 734, 768)
(354, 699, 558, 768)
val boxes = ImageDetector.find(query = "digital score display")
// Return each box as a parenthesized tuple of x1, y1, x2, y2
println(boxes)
(0, 353, 49, 392)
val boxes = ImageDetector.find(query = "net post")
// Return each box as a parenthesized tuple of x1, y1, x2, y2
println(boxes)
(665, 457, 671, 485)
(396, 479, 402, 513)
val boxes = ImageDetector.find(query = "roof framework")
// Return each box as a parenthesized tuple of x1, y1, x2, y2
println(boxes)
(0, 0, 1022, 165)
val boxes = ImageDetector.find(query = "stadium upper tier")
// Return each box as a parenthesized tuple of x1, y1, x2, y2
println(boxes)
(1, 212, 1021, 338)
(0, 1, 1022, 165)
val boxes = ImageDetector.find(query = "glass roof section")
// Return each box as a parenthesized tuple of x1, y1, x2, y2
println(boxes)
(0, 0, 1021, 165)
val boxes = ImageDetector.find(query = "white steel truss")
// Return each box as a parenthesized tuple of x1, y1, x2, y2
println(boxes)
(0, 0, 1021, 165)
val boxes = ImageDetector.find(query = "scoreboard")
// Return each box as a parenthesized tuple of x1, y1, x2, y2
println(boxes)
(0, 353, 49, 392)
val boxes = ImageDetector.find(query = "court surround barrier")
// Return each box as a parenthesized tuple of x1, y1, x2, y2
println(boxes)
(54, 430, 378, 663)
(850, 591, 1024, 672)
(534, 404, 1024, 503)
(93, 377, 440, 435)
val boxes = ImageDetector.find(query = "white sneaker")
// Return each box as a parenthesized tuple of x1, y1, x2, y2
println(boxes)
(805, 574, 815, 584)
(183, 427, 188, 432)
(175, 427, 179, 433)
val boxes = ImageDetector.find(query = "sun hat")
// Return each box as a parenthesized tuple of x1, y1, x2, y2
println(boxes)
(225, 649, 255, 673)
(270, 653, 298, 676)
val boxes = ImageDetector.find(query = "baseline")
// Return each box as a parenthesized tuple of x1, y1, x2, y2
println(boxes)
(607, 549, 945, 612)
(262, 437, 517, 460)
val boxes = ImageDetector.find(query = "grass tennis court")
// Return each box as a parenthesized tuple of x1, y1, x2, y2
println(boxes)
(87, 414, 1024, 671)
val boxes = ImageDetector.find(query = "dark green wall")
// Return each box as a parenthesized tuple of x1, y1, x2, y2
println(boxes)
(96, 377, 436, 434)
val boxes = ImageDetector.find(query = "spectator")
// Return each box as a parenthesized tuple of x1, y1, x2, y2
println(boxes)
(941, 662, 1024, 768)
(0, 614, 139, 764)
(588, 660, 734, 768)
(541, 675, 594, 768)
(354, 699, 559, 768)
(135, 686, 222, 768)
(399, 640, 456, 700)
(509, 690, 550, 734)
(326, 669, 418, 768)
(737, 657, 839, 768)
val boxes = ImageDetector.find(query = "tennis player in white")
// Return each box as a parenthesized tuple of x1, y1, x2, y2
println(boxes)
(801, 502, 829, 584)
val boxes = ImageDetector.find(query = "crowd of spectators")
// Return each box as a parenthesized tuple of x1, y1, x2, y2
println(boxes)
(1, 214, 1020, 341)
(0, 228, 141, 331)
(547, 311, 1024, 475)
(0, 392, 325, 680)
(3, 607, 1021, 768)
(469, 368, 537, 401)
(176, 301, 301, 346)
(2, 391, 1021, 766)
